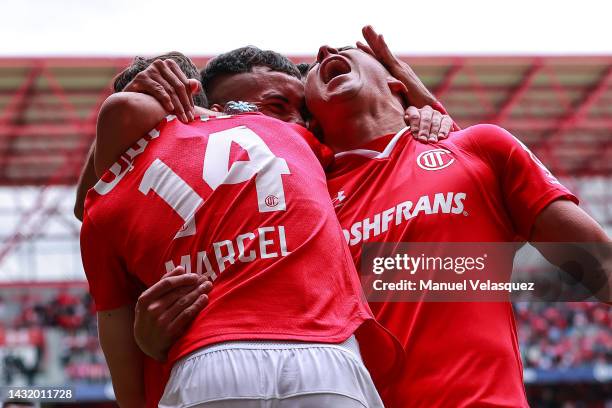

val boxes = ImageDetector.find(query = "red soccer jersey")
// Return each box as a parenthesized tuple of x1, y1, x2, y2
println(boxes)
(326, 124, 578, 407)
(81, 113, 399, 406)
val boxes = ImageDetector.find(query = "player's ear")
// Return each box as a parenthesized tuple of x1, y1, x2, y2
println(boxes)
(387, 77, 410, 110)
(210, 104, 224, 112)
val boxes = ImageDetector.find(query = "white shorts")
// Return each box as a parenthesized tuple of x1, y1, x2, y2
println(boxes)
(159, 336, 384, 408)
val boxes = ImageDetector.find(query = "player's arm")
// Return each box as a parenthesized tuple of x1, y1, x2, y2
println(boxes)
(357, 25, 439, 109)
(81, 211, 146, 405)
(357, 26, 458, 126)
(469, 124, 611, 300)
(72, 92, 168, 221)
(357, 25, 458, 142)
(121, 59, 212, 124)
(134, 266, 212, 362)
(97, 306, 146, 408)
(95, 90, 215, 177)
(74, 142, 96, 220)
(530, 200, 612, 300)
(94, 92, 169, 177)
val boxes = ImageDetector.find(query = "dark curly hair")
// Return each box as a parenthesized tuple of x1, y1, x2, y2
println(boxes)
(200, 46, 301, 101)
(112, 51, 208, 107)
(296, 62, 312, 78)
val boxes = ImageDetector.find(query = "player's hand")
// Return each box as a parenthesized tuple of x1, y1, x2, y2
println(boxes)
(357, 25, 438, 109)
(122, 59, 201, 123)
(134, 266, 212, 362)
(405, 105, 453, 143)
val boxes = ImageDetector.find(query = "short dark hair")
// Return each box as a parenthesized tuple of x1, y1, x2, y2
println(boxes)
(296, 62, 311, 78)
(113, 51, 208, 107)
(200, 46, 301, 99)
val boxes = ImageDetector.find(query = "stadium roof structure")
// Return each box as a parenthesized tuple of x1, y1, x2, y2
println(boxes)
(0, 56, 611, 275)
(1, 56, 610, 187)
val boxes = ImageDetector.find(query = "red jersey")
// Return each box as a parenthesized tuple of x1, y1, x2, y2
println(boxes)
(81, 113, 399, 406)
(326, 124, 578, 407)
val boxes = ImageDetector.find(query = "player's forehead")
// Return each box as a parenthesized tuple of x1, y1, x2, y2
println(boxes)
(211, 66, 304, 102)
(249, 66, 305, 99)
(207, 69, 302, 111)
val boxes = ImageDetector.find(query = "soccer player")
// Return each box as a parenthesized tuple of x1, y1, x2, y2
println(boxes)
(75, 49, 453, 407)
(131, 28, 611, 407)
(302, 37, 611, 406)
(79, 52, 402, 408)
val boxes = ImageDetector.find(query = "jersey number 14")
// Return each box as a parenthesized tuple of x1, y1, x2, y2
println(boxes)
(98, 125, 291, 239)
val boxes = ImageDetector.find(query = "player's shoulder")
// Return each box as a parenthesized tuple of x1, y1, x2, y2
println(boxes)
(81, 187, 115, 230)
(454, 123, 513, 142)
(447, 123, 518, 155)
(80, 199, 104, 239)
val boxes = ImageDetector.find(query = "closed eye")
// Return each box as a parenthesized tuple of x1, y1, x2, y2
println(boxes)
(267, 103, 286, 113)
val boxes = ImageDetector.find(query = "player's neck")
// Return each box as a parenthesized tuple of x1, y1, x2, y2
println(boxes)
(321, 98, 406, 153)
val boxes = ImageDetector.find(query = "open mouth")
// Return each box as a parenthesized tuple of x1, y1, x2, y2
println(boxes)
(320, 56, 351, 84)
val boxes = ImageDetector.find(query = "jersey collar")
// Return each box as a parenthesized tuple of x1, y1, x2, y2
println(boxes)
(334, 126, 410, 160)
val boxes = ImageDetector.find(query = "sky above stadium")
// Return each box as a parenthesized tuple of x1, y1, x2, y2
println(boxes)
(4, 0, 612, 56)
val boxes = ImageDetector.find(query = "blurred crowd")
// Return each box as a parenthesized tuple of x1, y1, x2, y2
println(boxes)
(0, 289, 610, 387)
(0, 289, 108, 386)
(1, 291, 95, 331)
(515, 302, 611, 370)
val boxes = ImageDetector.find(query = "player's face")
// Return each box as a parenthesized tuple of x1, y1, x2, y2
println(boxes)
(304, 46, 390, 120)
(207, 66, 307, 127)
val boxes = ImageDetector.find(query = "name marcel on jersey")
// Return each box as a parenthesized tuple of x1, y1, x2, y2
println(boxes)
(343, 192, 467, 246)
(164, 225, 290, 282)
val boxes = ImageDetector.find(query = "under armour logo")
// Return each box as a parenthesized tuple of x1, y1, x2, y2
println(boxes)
(332, 190, 346, 208)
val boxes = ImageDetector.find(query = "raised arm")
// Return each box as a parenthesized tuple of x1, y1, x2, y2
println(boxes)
(94, 92, 168, 177)
(357, 25, 439, 109)
(74, 51, 208, 221)
(357, 25, 458, 141)
(73, 92, 174, 221)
